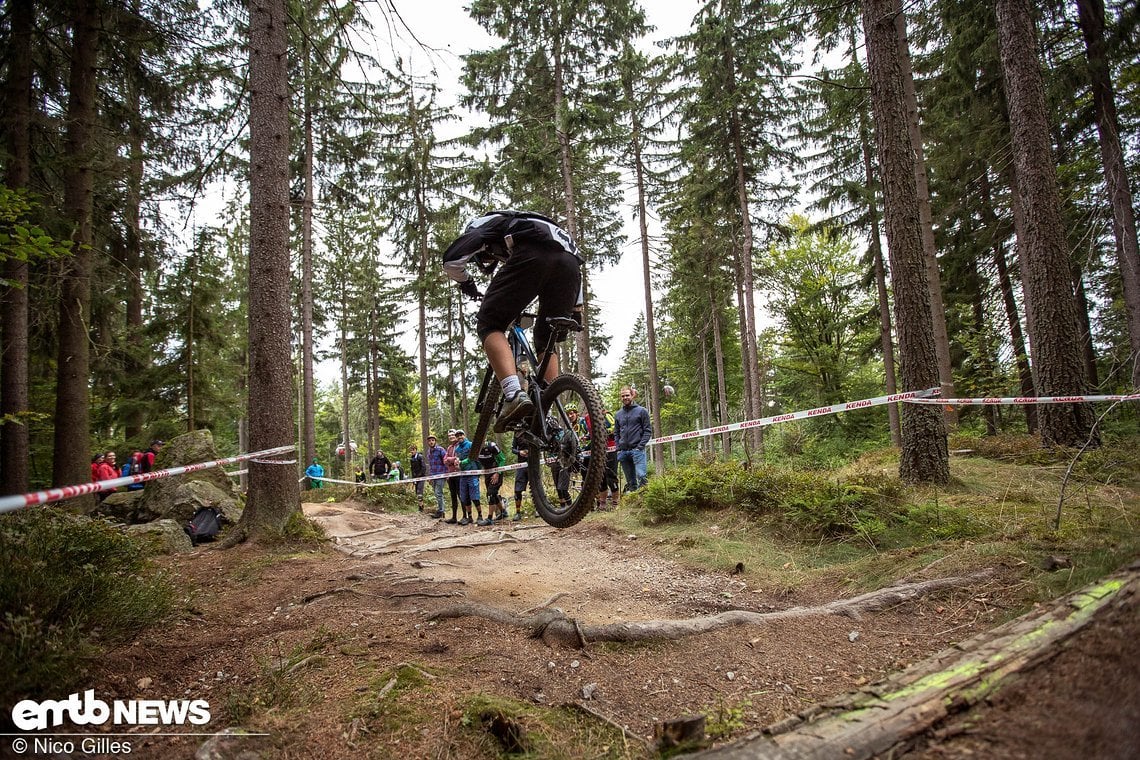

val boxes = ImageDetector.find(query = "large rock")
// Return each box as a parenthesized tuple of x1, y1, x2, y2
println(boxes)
(135, 430, 243, 524)
(126, 519, 194, 554)
(91, 490, 144, 523)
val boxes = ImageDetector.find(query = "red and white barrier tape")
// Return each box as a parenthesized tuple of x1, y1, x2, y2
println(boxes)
(0, 445, 296, 514)
(903, 393, 1140, 406)
(647, 388, 940, 446)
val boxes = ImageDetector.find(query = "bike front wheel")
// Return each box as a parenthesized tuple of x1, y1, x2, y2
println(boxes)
(528, 373, 607, 528)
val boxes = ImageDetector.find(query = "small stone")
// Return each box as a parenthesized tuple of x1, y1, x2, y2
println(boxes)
(848, 631, 860, 642)
(726, 672, 735, 681)
(136, 677, 152, 690)
(548, 661, 556, 670)
(570, 660, 580, 669)
(581, 683, 597, 700)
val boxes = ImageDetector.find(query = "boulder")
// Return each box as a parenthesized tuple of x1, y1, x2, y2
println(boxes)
(126, 519, 194, 554)
(134, 430, 243, 524)
(90, 490, 144, 523)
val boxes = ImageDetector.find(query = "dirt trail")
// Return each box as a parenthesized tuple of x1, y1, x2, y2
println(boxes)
(304, 500, 751, 622)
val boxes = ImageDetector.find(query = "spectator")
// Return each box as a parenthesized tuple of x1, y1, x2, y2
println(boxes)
(443, 430, 462, 523)
(408, 444, 426, 511)
(140, 440, 163, 473)
(122, 451, 144, 491)
(454, 430, 481, 525)
(614, 386, 652, 492)
(476, 438, 507, 524)
(305, 458, 325, 489)
(369, 449, 391, 481)
(425, 434, 448, 518)
(91, 453, 106, 482)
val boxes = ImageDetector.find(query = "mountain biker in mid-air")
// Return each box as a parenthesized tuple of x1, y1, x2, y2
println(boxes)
(443, 209, 585, 433)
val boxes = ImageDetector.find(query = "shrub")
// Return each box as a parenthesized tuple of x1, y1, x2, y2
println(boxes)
(0, 510, 174, 704)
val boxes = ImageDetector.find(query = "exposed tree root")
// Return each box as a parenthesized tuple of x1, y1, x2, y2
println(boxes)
(427, 571, 992, 648)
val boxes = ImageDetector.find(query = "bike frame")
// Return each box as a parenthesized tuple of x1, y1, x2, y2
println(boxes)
(474, 312, 576, 446)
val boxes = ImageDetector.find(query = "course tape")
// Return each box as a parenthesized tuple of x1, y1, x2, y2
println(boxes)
(349, 387, 941, 488)
(0, 445, 296, 514)
(902, 393, 1140, 406)
(647, 388, 940, 446)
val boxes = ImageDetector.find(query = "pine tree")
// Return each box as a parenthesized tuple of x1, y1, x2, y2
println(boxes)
(240, 0, 300, 540)
(995, 0, 1097, 447)
(862, 0, 949, 483)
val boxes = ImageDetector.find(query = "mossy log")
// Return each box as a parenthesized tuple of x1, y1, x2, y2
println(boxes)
(686, 562, 1140, 759)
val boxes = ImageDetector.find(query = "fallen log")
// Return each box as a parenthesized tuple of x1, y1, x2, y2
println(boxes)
(685, 562, 1140, 759)
(426, 571, 991, 648)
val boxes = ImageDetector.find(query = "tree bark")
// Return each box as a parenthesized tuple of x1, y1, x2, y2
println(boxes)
(299, 19, 317, 467)
(893, 3, 957, 427)
(1, 0, 34, 494)
(712, 303, 731, 458)
(853, 34, 901, 448)
(981, 170, 1038, 433)
(53, 0, 101, 492)
(1075, 0, 1140, 389)
(551, 37, 590, 380)
(995, 0, 1096, 447)
(240, 0, 300, 539)
(625, 68, 664, 472)
(863, 0, 949, 484)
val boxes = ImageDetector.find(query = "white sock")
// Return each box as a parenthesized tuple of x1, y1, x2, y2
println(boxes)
(500, 375, 522, 399)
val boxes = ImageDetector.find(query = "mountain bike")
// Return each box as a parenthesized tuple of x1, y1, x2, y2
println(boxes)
(468, 312, 607, 528)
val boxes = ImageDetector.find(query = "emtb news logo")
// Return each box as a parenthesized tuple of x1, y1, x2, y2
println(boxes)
(11, 690, 210, 731)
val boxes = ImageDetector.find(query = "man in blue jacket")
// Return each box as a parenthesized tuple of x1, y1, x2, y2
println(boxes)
(613, 386, 652, 492)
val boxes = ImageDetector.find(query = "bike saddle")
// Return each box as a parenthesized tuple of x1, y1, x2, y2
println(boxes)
(546, 316, 581, 332)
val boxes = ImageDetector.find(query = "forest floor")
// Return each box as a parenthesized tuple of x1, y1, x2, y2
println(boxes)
(76, 490, 1140, 759)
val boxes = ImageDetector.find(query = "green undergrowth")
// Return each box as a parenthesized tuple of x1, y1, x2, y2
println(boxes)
(0, 509, 176, 706)
(615, 435, 1140, 603)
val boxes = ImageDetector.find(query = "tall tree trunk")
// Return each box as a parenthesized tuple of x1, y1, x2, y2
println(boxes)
(187, 258, 196, 431)
(734, 268, 756, 464)
(551, 38, 590, 379)
(53, 0, 101, 491)
(1076, 0, 1140, 389)
(339, 315, 350, 480)
(893, 2, 957, 427)
(730, 110, 763, 455)
(853, 33, 902, 447)
(1, 0, 33, 494)
(995, 0, 1096, 448)
(1072, 265, 1099, 387)
(863, 0, 949, 484)
(712, 304, 731, 458)
(411, 91, 432, 447)
(241, 0, 300, 539)
(625, 75, 663, 472)
(968, 257, 999, 436)
(119, 0, 146, 444)
(299, 21, 317, 466)
(981, 170, 1038, 433)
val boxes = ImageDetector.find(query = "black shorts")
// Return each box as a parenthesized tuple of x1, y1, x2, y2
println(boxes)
(476, 244, 581, 350)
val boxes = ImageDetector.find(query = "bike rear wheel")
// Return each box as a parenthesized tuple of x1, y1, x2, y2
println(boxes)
(528, 373, 607, 528)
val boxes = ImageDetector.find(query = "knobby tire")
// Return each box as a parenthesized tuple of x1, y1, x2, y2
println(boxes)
(528, 373, 607, 528)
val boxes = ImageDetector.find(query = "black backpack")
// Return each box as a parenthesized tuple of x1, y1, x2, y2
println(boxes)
(185, 507, 221, 545)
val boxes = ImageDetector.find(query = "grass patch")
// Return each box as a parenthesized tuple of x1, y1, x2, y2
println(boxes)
(612, 437, 1140, 607)
(0, 510, 175, 705)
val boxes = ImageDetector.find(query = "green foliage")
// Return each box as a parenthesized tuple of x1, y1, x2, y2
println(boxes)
(638, 460, 957, 545)
(0, 510, 174, 704)
(0, 188, 72, 275)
